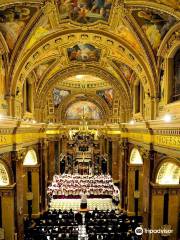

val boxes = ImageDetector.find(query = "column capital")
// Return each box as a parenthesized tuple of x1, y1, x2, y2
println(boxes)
(11, 149, 26, 162)
(0, 183, 16, 196)
(23, 164, 40, 172)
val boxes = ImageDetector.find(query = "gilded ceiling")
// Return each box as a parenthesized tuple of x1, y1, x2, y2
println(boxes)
(0, 0, 179, 121)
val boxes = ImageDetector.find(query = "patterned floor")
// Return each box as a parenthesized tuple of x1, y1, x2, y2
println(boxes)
(50, 198, 115, 211)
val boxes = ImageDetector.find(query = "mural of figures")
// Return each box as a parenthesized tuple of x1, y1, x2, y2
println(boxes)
(0, 6, 38, 50)
(113, 60, 134, 84)
(66, 101, 102, 120)
(97, 88, 113, 108)
(56, 0, 112, 24)
(53, 88, 70, 107)
(68, 44, 101, 62)
(132, 10, 176, 50)
(34, 59, 54, 80)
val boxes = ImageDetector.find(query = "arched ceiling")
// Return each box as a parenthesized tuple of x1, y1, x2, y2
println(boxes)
(0, 0, 179, 120)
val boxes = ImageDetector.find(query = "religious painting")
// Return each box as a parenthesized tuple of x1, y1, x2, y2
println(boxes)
(0, 6, 38, 50)
(68, 44, 101, 62)
(132, 10, 177, 50)
(97, 88, 113, 108)
(53, 88, 70, 107)
(34, 59, 54, 80)
(117, 25, 141, 51)
(65, 101, 102, 120)
(126, 0, 179, 10)
(56, 0, 112, 24)
(113, 60, 134, 84)
(151, 0, 180, 10)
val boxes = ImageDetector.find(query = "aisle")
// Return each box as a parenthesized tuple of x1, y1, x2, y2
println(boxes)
(50, 198, 115, 211)
(78, 214, 88, 240)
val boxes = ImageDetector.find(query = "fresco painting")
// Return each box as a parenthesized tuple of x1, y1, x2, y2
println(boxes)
(117, 25, 141, 51)
(97, 89, 113, 108)
(53, 88, 70, 107)
(66, 101, 102, 120)
(26, 17, 51, 49)
(68, 44, 101, 62)
(0, 6, 38, 50)
(132, 10, 176, 50)
(56, 0, 112, 24)
(34, 60, 54, 80)
(113, 60, 134, 84)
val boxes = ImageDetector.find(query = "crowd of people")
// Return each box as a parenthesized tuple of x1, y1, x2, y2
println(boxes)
(47, 174, 120, 202)
(24, 209, 142, 240)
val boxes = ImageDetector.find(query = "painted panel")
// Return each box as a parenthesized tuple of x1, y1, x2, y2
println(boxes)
(0, 5, 38, 50)
(53, 88, 70, 106)
(132, 9, 177, 50)
(66, 101, 102, 119)
(97, 88, 113, 107)
(56, 0, 112, 23)
(68, 44, 101, 62)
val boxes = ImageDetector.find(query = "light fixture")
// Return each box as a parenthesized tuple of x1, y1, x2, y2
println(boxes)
(129, 119, 135, 125)
(163, 114, 172, 123)
(76, 75, 84, 80)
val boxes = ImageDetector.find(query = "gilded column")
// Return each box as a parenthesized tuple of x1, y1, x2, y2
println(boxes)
(1, 184, 16, 240)
(121, 140, 128, 209)
(112, 139, 119, 181)
(31, 165, 40, 217)
(12, 150, 26, 240)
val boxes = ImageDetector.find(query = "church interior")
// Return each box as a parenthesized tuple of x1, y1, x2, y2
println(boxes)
(0, 0, 179, 239)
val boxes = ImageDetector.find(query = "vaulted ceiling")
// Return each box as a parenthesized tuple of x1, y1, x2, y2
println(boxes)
(0, 0, 179, 121)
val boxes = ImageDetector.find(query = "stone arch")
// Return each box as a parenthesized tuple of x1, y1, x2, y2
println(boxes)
(129, 148, 143, 165)
(155, 158, 180, 185)
(23, 149, 38, 166)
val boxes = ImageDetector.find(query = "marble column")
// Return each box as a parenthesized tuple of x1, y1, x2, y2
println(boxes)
(48, 141, 55, 180)
(121, 140, 128, 209)
(12, 150, 25, 240)
(31, 166, 40, 217)
(127, 165, 135, 215)
(151, 189, 164, 240)
(112, 139, 119, 181)
(1, 184, 16, 240)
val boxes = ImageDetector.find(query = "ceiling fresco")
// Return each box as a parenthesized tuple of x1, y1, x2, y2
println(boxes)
(0, 5, 38, 50)
(67, 44, 101, 62)
(132, 9, 177, 51)
(53, 88, 70, 107)
(56, 0, 112, 24)
(97, 88, 113, 108)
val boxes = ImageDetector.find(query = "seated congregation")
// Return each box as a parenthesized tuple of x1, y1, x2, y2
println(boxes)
(24, 209, 142, 240)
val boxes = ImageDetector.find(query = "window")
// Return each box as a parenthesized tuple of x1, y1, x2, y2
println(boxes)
(134, 81, 144, 114)
(172, 49, 180, 101)
(26, 80, 32, 112)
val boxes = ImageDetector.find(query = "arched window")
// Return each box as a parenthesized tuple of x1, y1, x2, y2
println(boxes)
(0, 163, 9, 186)
(23, 150, 38, 166)
(130, 148, 143, 164)
(172, 49, 180, 102)
(156, 162, 180, 185)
